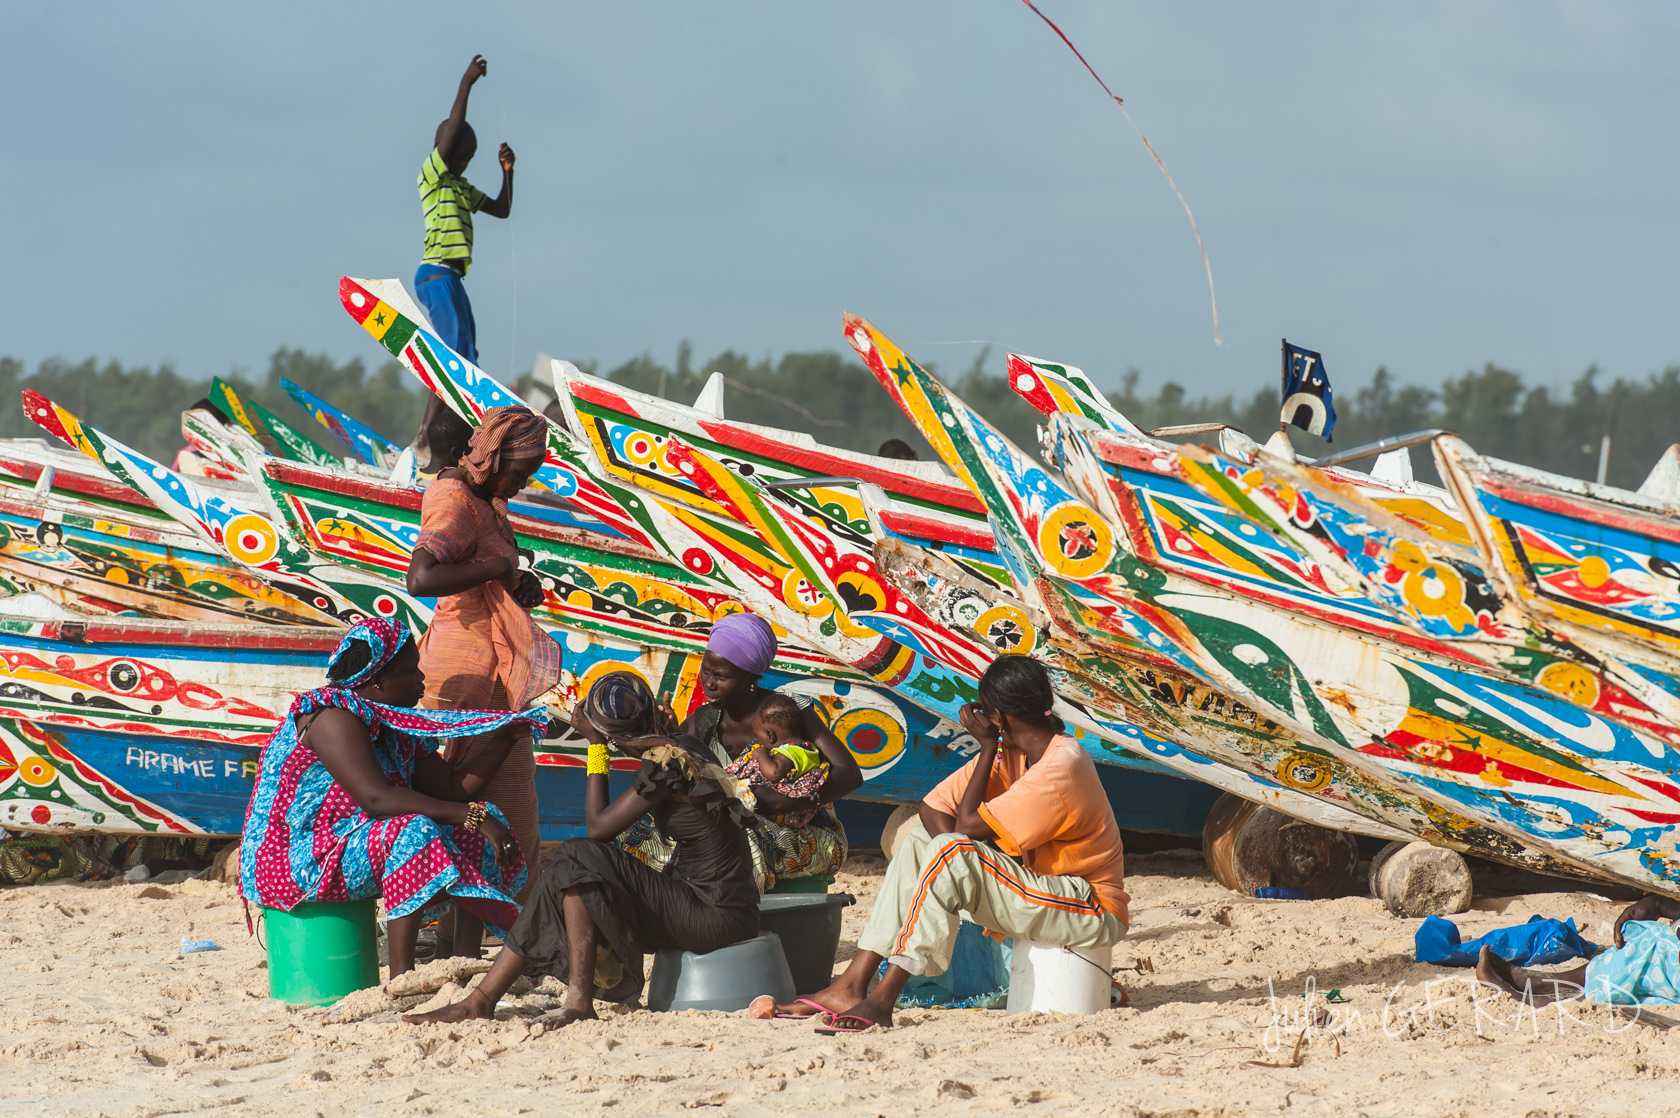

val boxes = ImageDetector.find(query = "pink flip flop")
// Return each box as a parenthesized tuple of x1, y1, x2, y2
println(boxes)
(813, 1013, 884, 1035)
(773, 997, 835, 1021)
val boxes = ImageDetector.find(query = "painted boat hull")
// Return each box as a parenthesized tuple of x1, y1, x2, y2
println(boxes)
(0, 622, 1218, 838)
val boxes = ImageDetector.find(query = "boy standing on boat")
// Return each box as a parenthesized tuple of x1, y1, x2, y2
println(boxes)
(414, 54, 516, 457)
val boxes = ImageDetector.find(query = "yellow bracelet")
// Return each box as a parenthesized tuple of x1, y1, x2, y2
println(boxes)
(586, 741, 610, 776)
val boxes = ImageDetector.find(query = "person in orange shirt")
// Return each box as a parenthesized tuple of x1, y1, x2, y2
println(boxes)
(774, 655, 1129, 1032)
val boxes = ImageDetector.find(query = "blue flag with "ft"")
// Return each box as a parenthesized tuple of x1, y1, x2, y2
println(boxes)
(1281, 340, 1337, 442)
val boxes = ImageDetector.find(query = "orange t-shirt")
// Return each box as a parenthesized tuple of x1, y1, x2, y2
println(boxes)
(923, 734, 1129, 924)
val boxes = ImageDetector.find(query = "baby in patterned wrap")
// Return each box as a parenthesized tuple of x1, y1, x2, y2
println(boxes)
(725, 693, 827, 824)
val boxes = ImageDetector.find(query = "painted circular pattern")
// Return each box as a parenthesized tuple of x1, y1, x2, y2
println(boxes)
(1577, 555, 1612, 590)
(624, 427, 661, 460)
(780, 569, 834, 619)
(31, 804, 51, 824)
(1275, 750, 1332, 793)
(1036, 505, 1115, 580)
(18, 756, 56, 788)
(1536, 661, 1600, 707)
(223, 514, 280, 565)
(973, 604, 1038, 654)
(831, 707, 906, 773)
(681, 548, 715, 575)
(107, 661, 141, 692)
(373, 595, 399, 617)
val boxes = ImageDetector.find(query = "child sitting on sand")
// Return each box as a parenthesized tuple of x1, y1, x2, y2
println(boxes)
(725, 693, 827, 826)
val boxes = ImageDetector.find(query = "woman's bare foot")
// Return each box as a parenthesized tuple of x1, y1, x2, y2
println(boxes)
(771, 980, 867, 1020)
(403, 989, 494, 1025)
(1474, 944, 1520, 997)
(1474, 945, 1584, 1007)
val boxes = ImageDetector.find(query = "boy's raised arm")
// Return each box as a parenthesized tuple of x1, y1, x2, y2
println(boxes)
(437, 54, 486, 160)
(480, 142, 515, 219)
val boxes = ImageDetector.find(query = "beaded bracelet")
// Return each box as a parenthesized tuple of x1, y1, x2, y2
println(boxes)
(464, 801, 489, 832)
(586, 741, 611, 776)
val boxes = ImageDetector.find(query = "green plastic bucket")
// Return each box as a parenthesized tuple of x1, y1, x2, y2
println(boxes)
(262, 899, 381, 1006)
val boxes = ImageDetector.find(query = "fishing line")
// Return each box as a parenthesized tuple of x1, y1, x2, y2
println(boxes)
(1018, 0, 1221, 346)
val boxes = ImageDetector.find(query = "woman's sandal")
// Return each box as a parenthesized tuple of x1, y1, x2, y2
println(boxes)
(813, 1012, 884, 1035)
(773, 997, 835, 1021)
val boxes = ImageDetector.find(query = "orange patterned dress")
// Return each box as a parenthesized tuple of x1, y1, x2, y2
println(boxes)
(414, 476, 559, 898)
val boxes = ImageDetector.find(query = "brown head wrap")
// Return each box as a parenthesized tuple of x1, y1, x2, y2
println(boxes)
(459, 405, 548, 488)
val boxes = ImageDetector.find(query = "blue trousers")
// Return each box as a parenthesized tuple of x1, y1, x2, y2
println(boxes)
(414, 263, 478, 365)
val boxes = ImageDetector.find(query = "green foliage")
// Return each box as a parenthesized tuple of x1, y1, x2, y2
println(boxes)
(1, 341, 1676, 490)
(0, 350, 425, 463)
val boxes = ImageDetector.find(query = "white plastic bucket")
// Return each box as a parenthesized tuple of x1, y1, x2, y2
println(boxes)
(1005, 939, 1113, 1015)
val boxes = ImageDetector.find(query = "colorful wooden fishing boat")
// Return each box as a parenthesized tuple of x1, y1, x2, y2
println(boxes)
(0, 437, 333, 626)
(334, 278, 1253, 833)
(553, 363, 1011, 588)
(280, 377, 404, 470)
(1049, 420, 1680, 892)
(1163, 441, 1680, 747)
(1434, 435, 1680, 706)
(21, 394, 1028, 825)
(0, 616, 331, 834)
(209, 378, 345, 470)
(1007, 355, 1680, 745)
(849, 313, 1680, 892)
(840, 317, 1579, 859)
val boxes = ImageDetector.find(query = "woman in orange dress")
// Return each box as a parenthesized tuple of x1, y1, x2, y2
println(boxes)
(406, 405, 559, 957)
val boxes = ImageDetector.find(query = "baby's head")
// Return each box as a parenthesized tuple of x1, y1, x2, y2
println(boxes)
(752, 693, 802, 747)
(435, 119, 479, 175)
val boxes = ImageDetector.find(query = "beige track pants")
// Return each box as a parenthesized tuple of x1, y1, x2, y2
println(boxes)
(857, 823, 1125, 976)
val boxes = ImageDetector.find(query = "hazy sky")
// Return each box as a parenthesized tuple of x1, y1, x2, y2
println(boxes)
(5, 2, 1676, 404)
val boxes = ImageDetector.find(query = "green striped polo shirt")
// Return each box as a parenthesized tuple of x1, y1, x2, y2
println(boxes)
(418, 147, 488, 273)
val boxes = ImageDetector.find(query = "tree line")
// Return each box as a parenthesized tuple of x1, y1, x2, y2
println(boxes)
(0, 346, 1674, 490)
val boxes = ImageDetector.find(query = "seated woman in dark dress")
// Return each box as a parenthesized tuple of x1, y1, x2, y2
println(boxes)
(622, 612, 864, 890)
(405, 671, 758, 1029)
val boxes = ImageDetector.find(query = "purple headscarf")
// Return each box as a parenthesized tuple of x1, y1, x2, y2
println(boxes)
(706, 611, 777, 676)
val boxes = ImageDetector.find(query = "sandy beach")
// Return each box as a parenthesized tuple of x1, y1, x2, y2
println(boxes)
(3, 847, 1679, 1117)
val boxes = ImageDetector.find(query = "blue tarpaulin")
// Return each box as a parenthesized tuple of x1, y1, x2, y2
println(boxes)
(1414, 914, 1599, 967)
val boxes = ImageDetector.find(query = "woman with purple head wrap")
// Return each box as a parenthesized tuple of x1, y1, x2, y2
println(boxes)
(618, 609, 863, 891)
(706, 611, 778, 676)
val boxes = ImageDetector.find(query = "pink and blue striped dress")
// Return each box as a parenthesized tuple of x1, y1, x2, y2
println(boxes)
(239, 687, 546, 937)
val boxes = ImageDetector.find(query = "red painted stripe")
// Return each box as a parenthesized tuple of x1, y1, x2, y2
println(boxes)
(28, 618, 341, 652)
(891, 836, 1103, 958)
(877, 509, 997, 551)
(0, 453, 159, 510)
(266, 461, 422, 511)
(694, 421, 986, 514)
(569, 381, 636, 415)
(1477, 477, 1680, 545)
